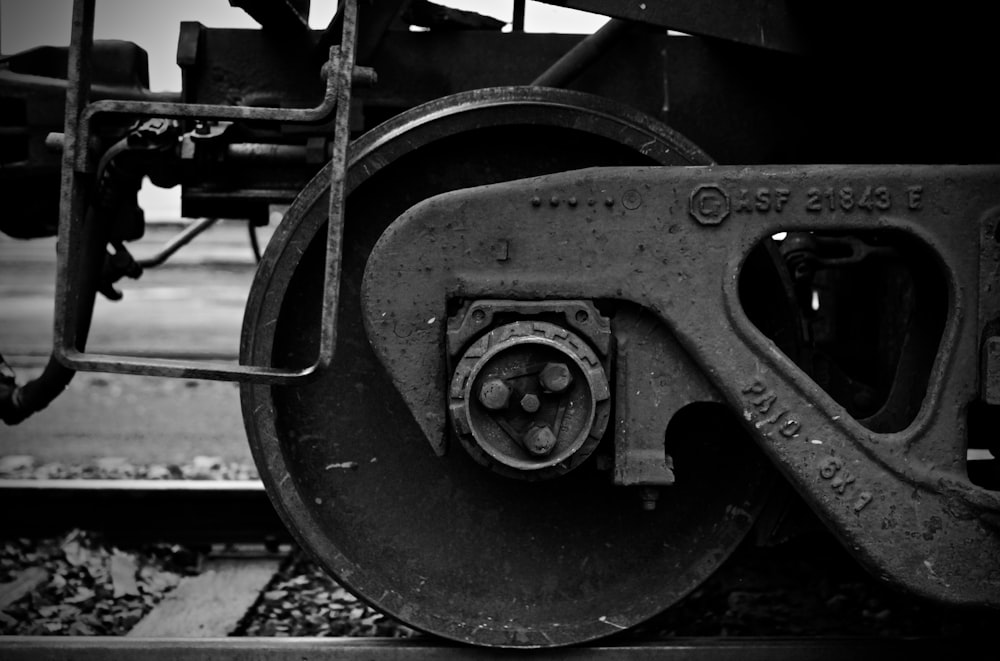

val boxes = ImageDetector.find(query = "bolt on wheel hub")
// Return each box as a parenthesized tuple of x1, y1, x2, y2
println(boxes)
(448, 320, 611, 480)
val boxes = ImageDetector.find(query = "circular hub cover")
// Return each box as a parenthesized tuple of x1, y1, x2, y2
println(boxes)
(449, 321, 610, 479)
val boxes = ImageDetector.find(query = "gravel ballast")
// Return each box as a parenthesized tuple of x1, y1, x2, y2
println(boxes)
(1, 454, 995, 639)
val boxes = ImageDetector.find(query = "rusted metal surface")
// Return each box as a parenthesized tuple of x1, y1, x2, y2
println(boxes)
(3, 0, 996, 647)
(446, 300, 613, 358)
(75, 58, 339, 173)
(611, 307, 722, 489)
(984, 337, 1000, 406)
(444, 299, 612, 469)
(175, 22, 325, 111)
(403, 1, 505, 31)
(981, 210, 1000, 406)
(241, 88, 773, 647)
(360, 164, 1000, 611)
(447, 320, 610, 480)
(159, 25, 997, 217)
(0, 40, 179, 239)
(531, 19, 639, 87)
(12, 0, 995, 642)
(537, 0, 806, 53)
(341, 86, 710, 451)
(170, 21, 991, 222)
(8, 3, 995, 236)
(180, 29, 672, 129)
(51, 0, 360, 384)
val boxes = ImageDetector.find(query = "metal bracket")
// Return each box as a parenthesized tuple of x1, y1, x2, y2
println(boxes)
(612, 307, 721, 488)
(53, 0, 360, 384)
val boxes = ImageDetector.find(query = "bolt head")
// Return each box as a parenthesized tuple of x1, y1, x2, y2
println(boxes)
(524, 425, 557, 456)
(519, 393, 540, 413)
(539, 362, 573, 393)
(478, 378, 511, 410)
(639, 486, 660, 511)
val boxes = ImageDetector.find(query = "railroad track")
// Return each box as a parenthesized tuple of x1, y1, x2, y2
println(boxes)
(0, 636, 988, 660)
(0, 479, 993, 659)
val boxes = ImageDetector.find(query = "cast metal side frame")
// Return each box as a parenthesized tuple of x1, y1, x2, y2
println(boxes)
(361, 164, 1000, 606)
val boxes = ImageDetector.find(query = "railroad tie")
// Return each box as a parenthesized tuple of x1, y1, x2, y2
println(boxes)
(127, 549, 281, 638)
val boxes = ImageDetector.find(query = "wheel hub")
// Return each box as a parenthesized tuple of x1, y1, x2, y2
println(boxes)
(449, 320, 610, 479)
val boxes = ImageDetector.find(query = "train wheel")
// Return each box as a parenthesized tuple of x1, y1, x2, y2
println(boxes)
(241, 87, 772, 648)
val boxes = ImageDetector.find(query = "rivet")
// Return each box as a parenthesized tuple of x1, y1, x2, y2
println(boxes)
(550, 196, 560, 207)
(604, 197, 614, 207)
(568, 196, 578, 207)
(531, 196, 541, 207)
(622, 189, 642, 210)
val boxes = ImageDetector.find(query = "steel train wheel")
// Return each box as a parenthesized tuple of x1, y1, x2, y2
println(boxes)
(241, 88, 771, 647)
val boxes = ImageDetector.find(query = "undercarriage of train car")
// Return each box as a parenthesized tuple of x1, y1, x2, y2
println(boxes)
(1, 0, 998, 648)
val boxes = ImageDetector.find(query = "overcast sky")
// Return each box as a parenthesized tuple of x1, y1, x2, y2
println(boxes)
(1, 1, 605, 218)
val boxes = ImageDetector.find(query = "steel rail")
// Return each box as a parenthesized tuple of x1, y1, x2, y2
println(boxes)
(0, 635, 989, 660)
(0, 479, 288, 544)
